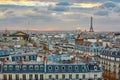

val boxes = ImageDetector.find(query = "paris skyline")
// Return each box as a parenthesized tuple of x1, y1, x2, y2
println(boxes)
(0, 0, 120, 31)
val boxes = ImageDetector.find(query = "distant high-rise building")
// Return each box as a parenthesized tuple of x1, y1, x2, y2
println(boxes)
(89, 17, 94, 32)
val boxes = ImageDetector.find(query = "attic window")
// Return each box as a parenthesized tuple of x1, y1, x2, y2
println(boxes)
(22, 65, 26, 70)
(9, 65, 13, 70)
(62, 66, 65, 70)
(75, 66, 78, 70)
(16, 65, 19, 70)
(55, 66, 59, 70)
(35, 65, 39, 70)
(48, 66, 52, 70)
(40, 65, 44, 70)
(69, 66, 72, 70)
(4, 65, 7, 70)
(29, 65, 33, 70)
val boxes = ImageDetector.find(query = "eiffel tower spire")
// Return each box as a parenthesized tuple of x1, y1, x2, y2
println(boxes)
(89, 16, 94, 32)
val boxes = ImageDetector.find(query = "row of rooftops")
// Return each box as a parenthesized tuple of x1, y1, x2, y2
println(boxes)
(1, 62, 101, 73)
(100, 48, 120, 57)
(0, 50, 102, 73)
(0, 47, 40, 56)
(0, 50, 93, 65)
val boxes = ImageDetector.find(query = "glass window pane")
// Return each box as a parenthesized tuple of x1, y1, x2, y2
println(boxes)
(35, 74, 38, 80)
(15, 74, 19, 80)
(69, 74, 72, 79)
(29, 74, 33, 80)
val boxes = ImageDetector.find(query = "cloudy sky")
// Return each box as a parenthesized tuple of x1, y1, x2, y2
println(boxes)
(0, 0, 120, 31)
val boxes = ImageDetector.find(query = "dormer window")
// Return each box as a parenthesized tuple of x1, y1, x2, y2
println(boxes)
(55, 66, 59, 70)
(29, 65, 33, 70)
(82, 66, 85, 69)
(4, 65, 7, 70)
(15, 65, 19, 70)
(35, 65, 39, 70)
(75, 66, 79, 70)
(48, 66, 52, 70)
(9, 65, 13, 70)
(40, 65, 44, 70)
(68, 66, 72, 70)
(62, 66, 65, 70)
(94, 66, 97, 70)
(22, 65, 26, 70)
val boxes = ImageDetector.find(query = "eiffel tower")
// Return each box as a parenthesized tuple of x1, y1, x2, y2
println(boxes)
(89, 17, 94, 32)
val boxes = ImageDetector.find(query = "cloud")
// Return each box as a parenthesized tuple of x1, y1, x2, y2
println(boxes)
(94, 10, 109, 16)
(48, 6, 70, 12)
(114, 6, 120, 12)
(93, 1, 120, 16)
(48, 1, 72, 12)
(99, 1, 117, 10)
(56, 1, 72, 6)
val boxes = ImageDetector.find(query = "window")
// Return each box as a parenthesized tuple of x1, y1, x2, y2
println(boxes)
(12, 57, 15, 61)
(22, 65, 26, 70)
(29, 74, 33, 80)
(23, 74, 26, 80)
(40, 65, 44, 70)
(23, 56, 26, 60)
(49, 75, 52, 79)
(69, 74, 72, 79)
(9, 74, 12, 80)
(48, 66, 52, 70)
(62, 74, 65, 79)
(40, 74, 43, 80)
(94, 74, 97, 79)
(76, 74, 79, 79)
(82, 74, 85, 79)
(94, 66, 97, 70)
(35, 65, 39, 70)
(15, 65, 19, 70)
(82, 66, 85, 69)
(9, 65, 13, 70)
(62, 66, 65, 70)
(7, 57, 9, 60)
(35, 74, 38, 80)
(55, 66, 59, 70)
(55, 75, 58, 79)
(29, 65, 33, 70)
(15, 74, 19, 80)
(69, 66, 72, 70)
(75, 66, 79, 70)
(4, 65, 7, 70)
(3, 74, 7, 80)
(30, 56, 33, 60)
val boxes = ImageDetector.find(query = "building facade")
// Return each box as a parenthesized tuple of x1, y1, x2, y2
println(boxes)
(99, 48, 120, 80)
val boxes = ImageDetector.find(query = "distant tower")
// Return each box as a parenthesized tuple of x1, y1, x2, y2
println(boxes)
(89, 17, 94, 32)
